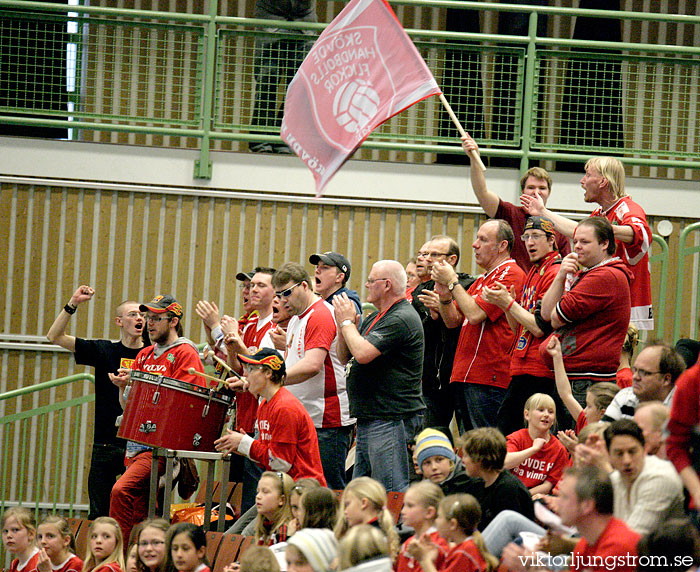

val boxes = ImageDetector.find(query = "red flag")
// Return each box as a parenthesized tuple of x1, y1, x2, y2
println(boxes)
(281, 0, 442, 197)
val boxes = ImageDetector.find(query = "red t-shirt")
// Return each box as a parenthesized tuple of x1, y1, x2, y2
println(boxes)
(235, 313, 275, 433)
(395, 529, 449, 572)
(540, 259, 631, 382)
(451, 259, 526, 389)
(616, 367, 633, 389)
(9, 548, 40, 572)
(132, 341, 206, 387)
(248, 387, 327, 485)
(591, 196, 653, 330)
(496, 200, 572, 272)
(442, 538, 488, 572)
(576, 409, 588, 434)
(667, 362, 700, 475)
(510, 251, 561, 378)
(570, 517, 640, 572)
(92, 563, 123, 572)
(507, 428, 570, 489)
(54, 555, 83, 572)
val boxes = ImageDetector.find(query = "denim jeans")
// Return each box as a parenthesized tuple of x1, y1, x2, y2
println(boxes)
(88, 443, 126, 519)
(353, 413, 423, 493)
(317, 425, 354, 490)
(482, 509, 545, 557)
(453, 382, 507, 428)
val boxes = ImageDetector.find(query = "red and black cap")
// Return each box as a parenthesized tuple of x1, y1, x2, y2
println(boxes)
(139, 295, 183, 317)
(238, 347, 286, 375)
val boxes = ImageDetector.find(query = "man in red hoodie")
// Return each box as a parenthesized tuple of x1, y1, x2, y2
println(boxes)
(540, 217, 632, 407)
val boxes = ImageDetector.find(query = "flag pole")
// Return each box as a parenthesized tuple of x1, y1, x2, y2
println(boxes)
(438, 93, 487, 172)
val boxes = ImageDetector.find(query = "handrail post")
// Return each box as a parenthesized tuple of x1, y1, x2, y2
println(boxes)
(194, 0, 218, 179)
(519, 10, 538, 174)
(673, 222, 700, 342)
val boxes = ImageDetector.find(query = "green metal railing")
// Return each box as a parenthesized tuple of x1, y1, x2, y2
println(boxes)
(650, 234, 669, 341)
(0, 373, 95, 516)
(0, 1, 699, 177)
(673, 222, 700, 343)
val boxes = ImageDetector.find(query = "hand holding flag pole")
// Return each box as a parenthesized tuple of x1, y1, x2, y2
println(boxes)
(438, 93, 486, 172)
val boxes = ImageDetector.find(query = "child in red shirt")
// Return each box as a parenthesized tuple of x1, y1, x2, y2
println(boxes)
(505, 393, 570, 495)
(547, 336, 619, 453)
(2, 507, 40, 572)
(165, 523, 211, 572)
(37, 516, 82, 572)
(407, 494, 498, 572)
(395, 481, 449, 572)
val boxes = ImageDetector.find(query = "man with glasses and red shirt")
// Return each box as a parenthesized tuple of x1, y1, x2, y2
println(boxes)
(110, 294, 204, 544)
(271, 262, 353, 490)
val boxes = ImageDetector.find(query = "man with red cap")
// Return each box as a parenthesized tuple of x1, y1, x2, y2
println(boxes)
(215, 348, 326, 484)
(110, 294, 205, 544)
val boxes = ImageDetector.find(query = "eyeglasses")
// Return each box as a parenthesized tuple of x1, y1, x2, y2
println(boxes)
(520, 232, 548, 242)
(120, 311, 143, 319)
(631, 367, 661, 378)
(243, 364, 263, 373)
(145, 315, 170, 323)
(366, 277, 389, 285)
(416, 251, 450, 259)
(137, 540, 165, 547)
(275, 283, 301, 298)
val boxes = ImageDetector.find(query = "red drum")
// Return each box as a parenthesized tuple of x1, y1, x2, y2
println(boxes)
(118, 371, 233, 451)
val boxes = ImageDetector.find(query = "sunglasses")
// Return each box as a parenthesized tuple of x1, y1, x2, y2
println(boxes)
(275, 283, 301, 298)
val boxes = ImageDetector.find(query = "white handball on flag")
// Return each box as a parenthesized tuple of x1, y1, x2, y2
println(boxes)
(333, 79, 380, 133)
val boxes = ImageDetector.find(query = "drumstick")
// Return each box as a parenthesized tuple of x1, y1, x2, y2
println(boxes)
(207, 350, 236, 375)
(188, 368, 228, 385)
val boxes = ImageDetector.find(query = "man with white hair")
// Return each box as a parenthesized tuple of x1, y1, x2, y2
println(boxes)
(333, 260, 425, 492)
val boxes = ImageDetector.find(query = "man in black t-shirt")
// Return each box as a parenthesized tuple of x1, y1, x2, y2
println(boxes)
(412, 234, 475, 436)
(47, 285, 144, 519)
(333, 260, 425, 493)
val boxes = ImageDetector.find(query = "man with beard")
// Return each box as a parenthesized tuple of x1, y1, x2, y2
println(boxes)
(47, 284, 145, 519)
(109, 294, 204, 544)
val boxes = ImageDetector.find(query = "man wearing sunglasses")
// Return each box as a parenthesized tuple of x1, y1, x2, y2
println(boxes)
(271, 262, 354, 490)
(47, 284, 145, 520)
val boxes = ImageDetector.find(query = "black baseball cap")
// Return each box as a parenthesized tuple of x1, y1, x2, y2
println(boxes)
(139, 295, 183, 316)
(238, 348, 286, 375)
(309, 252, 351, 279)
(236, 270, 255, 282)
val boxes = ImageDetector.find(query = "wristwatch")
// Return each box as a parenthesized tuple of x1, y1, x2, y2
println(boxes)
(340, 319, 354, 329)
(448, 280, 459, 292)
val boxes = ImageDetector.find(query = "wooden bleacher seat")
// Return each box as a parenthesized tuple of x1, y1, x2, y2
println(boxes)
(74, 519, 92, 558)
(236, 536, 255, 561)
(204, 531, 225, 568)
(212, 534, 245, 572)
(386, 491, 405, 524)
(66, 517, 82, 537)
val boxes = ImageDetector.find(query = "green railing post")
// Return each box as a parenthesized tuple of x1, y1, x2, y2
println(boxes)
(519, 10, 538, 174)
(650, 234, 669, 341)
(194, 0, 218, 179)
(673, 222, 700, 342)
